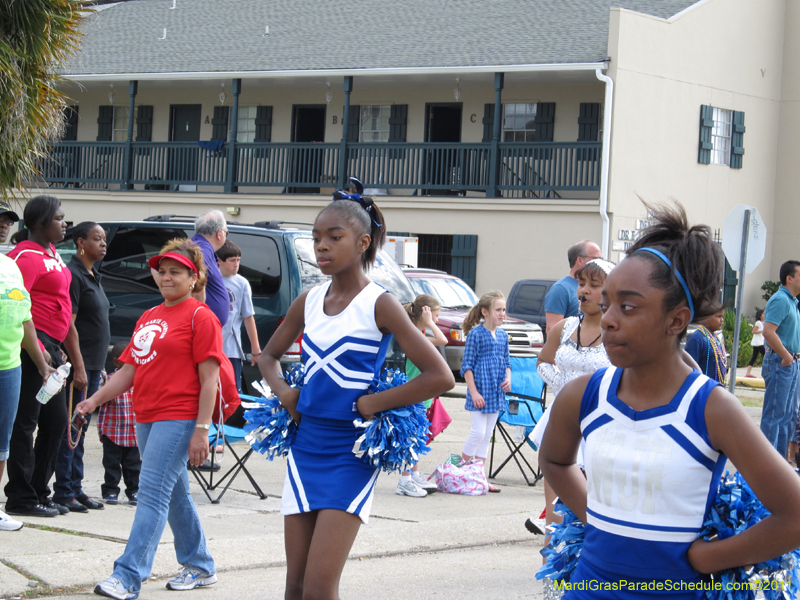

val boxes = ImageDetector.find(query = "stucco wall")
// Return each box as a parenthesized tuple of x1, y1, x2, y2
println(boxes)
(605, 0, 786, 315)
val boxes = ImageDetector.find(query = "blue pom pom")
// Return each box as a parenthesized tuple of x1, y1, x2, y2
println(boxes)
(536, 500, 585, 583)
(698, 471, 800, 600)
(352, 369, 432, 474)
(243, 364, 304, 460)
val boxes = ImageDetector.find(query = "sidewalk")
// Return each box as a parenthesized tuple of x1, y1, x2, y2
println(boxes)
(0, 394, 547, 600)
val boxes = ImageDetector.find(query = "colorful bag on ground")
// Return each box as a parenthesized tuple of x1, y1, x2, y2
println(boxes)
(425, 397, 451, 444)
(431, 456, 488, 495)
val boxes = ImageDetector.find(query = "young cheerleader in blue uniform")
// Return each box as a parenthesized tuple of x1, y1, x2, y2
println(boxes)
(258, 188, 454, 600)
(540, 203, 800, 597)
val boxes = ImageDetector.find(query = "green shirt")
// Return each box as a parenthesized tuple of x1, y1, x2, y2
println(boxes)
(0, 254, 32, 371)
(405, 358, 433, 409)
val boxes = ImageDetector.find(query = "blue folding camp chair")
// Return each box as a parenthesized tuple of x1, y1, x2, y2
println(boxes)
(189, 396, 267, 503)
(489, 356, 546, 486)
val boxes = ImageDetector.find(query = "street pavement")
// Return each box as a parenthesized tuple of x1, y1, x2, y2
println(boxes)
(0, 380, 765, 600)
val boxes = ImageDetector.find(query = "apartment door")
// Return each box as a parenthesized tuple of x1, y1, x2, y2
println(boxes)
(290, 105, 326, 193)
(423, 103, 463, 194)
(168, 104, 201, 184)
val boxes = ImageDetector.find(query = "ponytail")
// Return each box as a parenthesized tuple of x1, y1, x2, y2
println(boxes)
(626, 200, 723, 332)
(318, 193, 386, 271)
(404, 294, 440, 325)
(462, 291, 505, 337)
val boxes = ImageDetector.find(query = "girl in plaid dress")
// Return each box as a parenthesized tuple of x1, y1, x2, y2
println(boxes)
(460, 291, 511, 493)
(97, 341, 140, 505)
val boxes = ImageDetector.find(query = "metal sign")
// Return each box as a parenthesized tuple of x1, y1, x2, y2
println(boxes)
(722, 205, 766, 274)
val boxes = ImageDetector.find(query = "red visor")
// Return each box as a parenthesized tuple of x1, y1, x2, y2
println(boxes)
(148, 252, 199, 274)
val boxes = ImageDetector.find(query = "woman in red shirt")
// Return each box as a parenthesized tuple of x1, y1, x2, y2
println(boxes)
(76, 238, 226, 600)
(4, 195, 86, 519)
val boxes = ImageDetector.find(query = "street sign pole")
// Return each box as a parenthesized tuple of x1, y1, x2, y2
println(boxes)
(728, 209, 751, 394)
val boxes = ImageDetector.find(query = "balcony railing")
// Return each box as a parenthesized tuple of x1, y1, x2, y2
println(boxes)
(36, 140, 601, 197)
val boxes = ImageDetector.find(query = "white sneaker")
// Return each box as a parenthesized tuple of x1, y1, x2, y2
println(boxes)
(395, 479, 428, 497)
(525, 516, 547, 535)
(166, 566, 218, 590)
(411, 472, 438, 493)
(0, 509, 23, 531)
(94, 576, 138, 599)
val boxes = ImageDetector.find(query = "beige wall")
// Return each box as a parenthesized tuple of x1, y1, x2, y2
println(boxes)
(773, 0, 800, 277)
(63, 81, 603, 146)
(28, 188, 601, 298)
(606, 0, 786, 314)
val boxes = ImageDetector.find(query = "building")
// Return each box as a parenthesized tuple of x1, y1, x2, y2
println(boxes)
(28, 0, 797, 311)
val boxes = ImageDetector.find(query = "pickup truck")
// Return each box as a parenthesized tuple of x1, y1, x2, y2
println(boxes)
(506, 279, 556, 340)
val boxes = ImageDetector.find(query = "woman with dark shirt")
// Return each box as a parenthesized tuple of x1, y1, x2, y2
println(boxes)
(52, 222, 110, 512)
(4, 195, 85, 518)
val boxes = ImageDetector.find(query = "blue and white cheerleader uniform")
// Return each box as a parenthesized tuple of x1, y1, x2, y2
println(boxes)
(281, 281, 392, 524)
(567, 366, 726, 598)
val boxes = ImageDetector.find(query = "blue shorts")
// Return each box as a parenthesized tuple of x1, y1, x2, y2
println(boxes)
(565, 557, 703, 599)
(281, 415, 379, 524)
(0, 366, 22, 461)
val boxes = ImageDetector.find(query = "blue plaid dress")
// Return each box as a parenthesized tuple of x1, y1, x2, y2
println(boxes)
(460, 324, 510, 413)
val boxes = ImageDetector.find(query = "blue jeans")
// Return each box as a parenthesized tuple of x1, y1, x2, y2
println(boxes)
(760, 351, 800, 457)
(0, 366, 22, 461)
(229, 357, 243, 393)
(53, 369, 101, 503)
(111, 419, 215, 593)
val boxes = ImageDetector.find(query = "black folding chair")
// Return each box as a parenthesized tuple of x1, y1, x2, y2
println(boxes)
(489, 356, 546, 486)
(189, 424, 266, 504)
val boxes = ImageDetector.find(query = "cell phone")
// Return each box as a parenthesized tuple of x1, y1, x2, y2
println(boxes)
(71, 409, 86, 428)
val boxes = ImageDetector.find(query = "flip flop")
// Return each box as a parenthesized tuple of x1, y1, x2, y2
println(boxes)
(488, 485, 501, 493)
(744, 375, 757, 378)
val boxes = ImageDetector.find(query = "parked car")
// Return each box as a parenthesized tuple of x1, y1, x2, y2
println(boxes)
(54, 216, 416, 392)
(402, 268, 544, 373)
(507, 279, 558, 339)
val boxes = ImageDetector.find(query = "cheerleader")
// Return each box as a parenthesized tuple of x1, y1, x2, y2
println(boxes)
(258, 188, 453, 600)
(540, 202, 800, 598)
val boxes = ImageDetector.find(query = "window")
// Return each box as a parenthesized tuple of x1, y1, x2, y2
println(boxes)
(502, 103, 537, 142)
(237, 106, 258, 143)
(227, 232, 281, 297)
(710, 108, 732, 165)
(359, 105, 391, 142)
(513, 284, 547, 316)
(112, 106, 130, 142)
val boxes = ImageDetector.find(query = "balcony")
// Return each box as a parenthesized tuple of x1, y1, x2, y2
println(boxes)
(36, 140, 602, 198)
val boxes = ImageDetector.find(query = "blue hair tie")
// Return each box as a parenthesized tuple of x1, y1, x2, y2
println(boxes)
(634, 247, 695, 322)
(333, 177, 382, 229)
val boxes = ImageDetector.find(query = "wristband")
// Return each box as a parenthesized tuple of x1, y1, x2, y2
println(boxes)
(195, 423, 210, 430)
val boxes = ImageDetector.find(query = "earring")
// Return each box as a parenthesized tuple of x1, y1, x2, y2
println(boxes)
(80, 248, 85, 256)
(191, 283, 195, 290)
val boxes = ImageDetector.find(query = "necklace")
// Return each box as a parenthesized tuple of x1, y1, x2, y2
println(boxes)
(697, 325, 725, 382)
(577, 317, 602, 349)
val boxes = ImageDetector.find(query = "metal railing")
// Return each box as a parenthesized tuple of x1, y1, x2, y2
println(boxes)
(37, 140, 602, 196)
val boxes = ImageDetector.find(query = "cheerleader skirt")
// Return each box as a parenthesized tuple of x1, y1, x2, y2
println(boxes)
(281, 415, 380, 524)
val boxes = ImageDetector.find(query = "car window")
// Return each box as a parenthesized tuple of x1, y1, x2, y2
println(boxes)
(100, 227, 188, 293)
(227, 232, 281, 297)
(293, 237, 414, 303)
(409, 276, 478, 309)
(514, 283, 547, 315)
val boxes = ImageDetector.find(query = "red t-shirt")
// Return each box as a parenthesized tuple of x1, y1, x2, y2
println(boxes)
(122, 298, 226, 423)
(7, 241, 72, 342)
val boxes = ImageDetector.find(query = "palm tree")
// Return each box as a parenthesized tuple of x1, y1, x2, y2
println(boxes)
(0, 0, 84, 200)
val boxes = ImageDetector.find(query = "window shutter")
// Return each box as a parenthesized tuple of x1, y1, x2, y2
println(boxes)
(97, 105, 113, 141)
(346, 104, 361, 142)
(211, 106, 229, 141)
(136, 105, 153, 141)
(482, 104, 495, 143)
(534, 102, 555, 141)
(730, 111, 745, 169)
(254, 106, 273, 142)
(63, 105, 79, 141)
(578, 103, 600, 141)
(388, 105, 408, 143)
(698, 105, 713, 164)
(451, 234, 478, 290)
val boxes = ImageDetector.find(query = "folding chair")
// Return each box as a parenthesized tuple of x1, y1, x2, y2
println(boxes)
(489, 356, 546, 486)
(189, 401, 267, 504)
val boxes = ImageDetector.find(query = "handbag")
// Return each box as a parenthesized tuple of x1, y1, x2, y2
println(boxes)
(191, 306, 241, 424)
(431, 456, 489, 495)
(425, 397, 451, 443)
